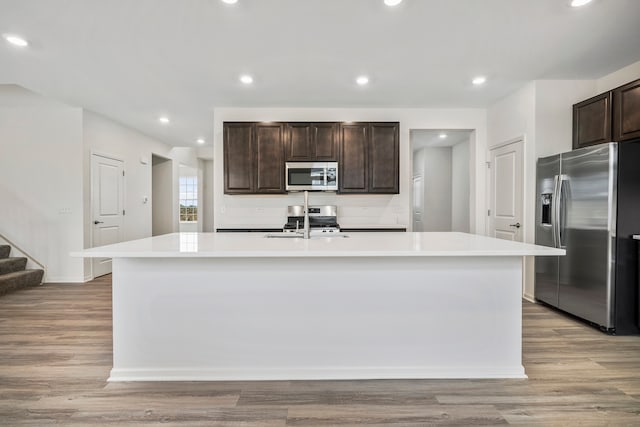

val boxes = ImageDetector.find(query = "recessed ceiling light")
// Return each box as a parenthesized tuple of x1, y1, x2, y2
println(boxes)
(384, 0, 403, 6)
(570, 0, 593, 7)
(158, 116, 170, 124)
(3, 34, 28, 47)
(439, 133, 447, 139)
(356, 75, 369, 86)
(197, 138, 205, 144)
(221, 0, 238, 4)
(239, 74, 253, 84)
(472, 76, 487, 85)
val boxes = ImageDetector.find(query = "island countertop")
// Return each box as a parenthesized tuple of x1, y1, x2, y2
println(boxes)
(73, 231, 565, 258)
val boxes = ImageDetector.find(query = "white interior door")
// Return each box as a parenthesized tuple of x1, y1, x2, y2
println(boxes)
(488, 140, 523, 241)
(91, 154, 124, 277)
(412, 175, 423, 232)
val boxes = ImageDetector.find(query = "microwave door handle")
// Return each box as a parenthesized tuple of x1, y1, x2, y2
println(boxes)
(324, 168, 328, 187)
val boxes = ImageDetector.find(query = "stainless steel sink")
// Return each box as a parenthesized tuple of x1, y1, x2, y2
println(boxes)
(264, 233, 303, 239)
(264, 233, 349, 239)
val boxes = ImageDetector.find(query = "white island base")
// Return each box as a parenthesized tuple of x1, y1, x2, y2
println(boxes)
(110, 254, 526, 381)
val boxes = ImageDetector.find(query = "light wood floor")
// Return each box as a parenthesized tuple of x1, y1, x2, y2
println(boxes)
(1, 275, 640, 426)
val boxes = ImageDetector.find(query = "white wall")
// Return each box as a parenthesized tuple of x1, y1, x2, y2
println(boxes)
(535, 80, 596, 157)
(0, 85, 85, 282)
(422, 148, 452, 231)
(202, 159, 214, 232)
(451, 140, 470, 232)
(213, 108, 487, 232)
(596, 60, 640, 93)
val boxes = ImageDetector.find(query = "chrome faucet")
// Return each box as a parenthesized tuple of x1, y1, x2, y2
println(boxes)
(303, 190, 310, 239)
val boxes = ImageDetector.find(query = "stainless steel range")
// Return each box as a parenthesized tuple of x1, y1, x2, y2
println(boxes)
(283, 205, 341, 235)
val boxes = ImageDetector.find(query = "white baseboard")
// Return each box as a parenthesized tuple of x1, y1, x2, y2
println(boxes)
(109, 366, 527, 382)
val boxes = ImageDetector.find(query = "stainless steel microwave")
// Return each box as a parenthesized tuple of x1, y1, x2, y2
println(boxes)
(285, 162, 338, 191)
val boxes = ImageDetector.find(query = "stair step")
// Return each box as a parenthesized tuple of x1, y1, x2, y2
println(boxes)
(0, 269, 44, 297)
(0, 257, 28, 275)
(0, 245, 9, 258)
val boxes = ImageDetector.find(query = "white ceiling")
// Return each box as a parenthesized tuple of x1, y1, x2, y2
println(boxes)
(1, 0, 640, 148)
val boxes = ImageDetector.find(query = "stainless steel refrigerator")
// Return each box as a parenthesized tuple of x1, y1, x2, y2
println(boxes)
(535, 142, 640, 334)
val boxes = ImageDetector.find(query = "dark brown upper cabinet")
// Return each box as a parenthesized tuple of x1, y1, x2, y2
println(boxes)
(225, 121, 399, 195)
(223, 122, 285, 194)
(285, 122, 338, 161)
(224, 122, 254, 194)
(573, 92, 612, 150)
(255, 123, 286, 193)
(369, 123, 399, 194)
(613, 78, 640, 142)
(339, 123, 369, 193)
(572, 78, 640, 150)
(339, 122, 399, 194)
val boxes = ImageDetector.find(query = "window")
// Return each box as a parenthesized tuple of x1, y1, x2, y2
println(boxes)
(179, 175, 198, 222)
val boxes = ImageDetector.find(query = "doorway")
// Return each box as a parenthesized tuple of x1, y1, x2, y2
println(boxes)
(410, 130, 472, 232)
(152, 154, 173, 236)
(91, 153, 124, 277)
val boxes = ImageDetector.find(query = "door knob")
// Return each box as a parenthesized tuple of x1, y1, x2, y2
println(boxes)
(509, 222, 521, 228)
(94, 220, 104, 225)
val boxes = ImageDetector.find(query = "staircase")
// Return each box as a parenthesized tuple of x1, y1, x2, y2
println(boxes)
(0, 244, 44, 296)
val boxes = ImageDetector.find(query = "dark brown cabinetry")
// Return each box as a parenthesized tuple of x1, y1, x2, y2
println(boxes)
(223, 122, 285, 194)
(573, 92, 612, 149)
(224, 121, 399, 195)
(223, 122, 254, 194)
(339, 122, 399, 194)
(573, 78, 640, 149)
(613, 79, 640, 142)
(339, 123, 368, 193)
(369, 123, 399, 193)
(255, 123, 285, 193)
(285, 122, 337, 161)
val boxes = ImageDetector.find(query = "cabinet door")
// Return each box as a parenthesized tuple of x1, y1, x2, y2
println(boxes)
(369, 122, 399, 194)
(255, 123, 285, 193)
(339, 123, 368, 193)
(573, 92, 612, 149)
(313, 123, 338, 161)
(285, 123, 312, 161)
(613, 78, 640, 142)
(224, 122, 254, 194)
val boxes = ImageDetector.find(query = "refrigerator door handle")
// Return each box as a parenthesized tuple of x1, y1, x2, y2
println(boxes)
(556, 174, 567, 249)
(552, 175, 560, 248)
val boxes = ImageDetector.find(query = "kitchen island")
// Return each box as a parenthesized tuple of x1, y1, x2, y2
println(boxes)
(75, 232, 564, 382)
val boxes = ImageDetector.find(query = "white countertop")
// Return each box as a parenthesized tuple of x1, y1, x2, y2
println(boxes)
(73, 232, 565, 258)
